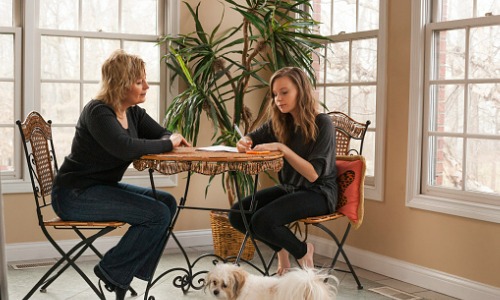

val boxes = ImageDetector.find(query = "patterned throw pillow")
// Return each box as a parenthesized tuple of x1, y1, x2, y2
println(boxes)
(335, 155, 366, 229)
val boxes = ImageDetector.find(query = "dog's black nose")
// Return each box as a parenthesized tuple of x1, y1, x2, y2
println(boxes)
(214, 290, 219, 295)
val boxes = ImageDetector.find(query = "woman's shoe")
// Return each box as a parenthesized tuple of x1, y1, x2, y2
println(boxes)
(114, 287, 127, 300)
(94, 265, 127, 300)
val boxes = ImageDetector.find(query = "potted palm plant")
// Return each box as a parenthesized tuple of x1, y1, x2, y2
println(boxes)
(160, 0, 328, 259)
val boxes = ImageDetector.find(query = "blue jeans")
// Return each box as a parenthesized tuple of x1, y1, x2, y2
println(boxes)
(51, 183, 177, 289)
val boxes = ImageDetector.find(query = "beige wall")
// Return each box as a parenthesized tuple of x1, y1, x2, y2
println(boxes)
(3, 0, 499, 292)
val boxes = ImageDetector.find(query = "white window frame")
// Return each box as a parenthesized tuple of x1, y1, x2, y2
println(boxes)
(407, 0, 500, 223)
(0, 25, 22, 181)
(2, 0, 180, 194)
(314, 0, 387, 201)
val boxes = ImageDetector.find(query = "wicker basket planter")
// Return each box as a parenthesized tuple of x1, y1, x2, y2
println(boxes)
(209, 210, 255, 261)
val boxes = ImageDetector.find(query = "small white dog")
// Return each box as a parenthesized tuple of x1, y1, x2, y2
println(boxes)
(204, 263, 338, 300)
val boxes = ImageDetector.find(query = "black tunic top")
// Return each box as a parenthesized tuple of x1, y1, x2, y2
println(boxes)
(248, 113, 338, 212)
(54, 100, 173, 189)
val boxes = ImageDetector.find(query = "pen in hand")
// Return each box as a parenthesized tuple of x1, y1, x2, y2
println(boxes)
(234, 124, 244, 139)
(234, 124, 252, 151)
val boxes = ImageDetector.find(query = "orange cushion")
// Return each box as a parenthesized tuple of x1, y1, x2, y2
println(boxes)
(335, 155, 366, 229)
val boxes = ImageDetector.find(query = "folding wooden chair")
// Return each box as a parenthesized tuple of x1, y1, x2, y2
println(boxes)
(16, 111, 137, 299)
(299, 111, 370, 289)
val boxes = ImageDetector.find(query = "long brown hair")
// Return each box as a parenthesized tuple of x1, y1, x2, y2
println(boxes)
(269, 67, 318, 144)
(95, 49, 146, 112)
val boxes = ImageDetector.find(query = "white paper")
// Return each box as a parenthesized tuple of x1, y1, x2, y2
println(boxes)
(196, 145, 238, 152)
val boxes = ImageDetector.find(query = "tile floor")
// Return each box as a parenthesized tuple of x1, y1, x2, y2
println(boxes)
(5, 245, 458, 300)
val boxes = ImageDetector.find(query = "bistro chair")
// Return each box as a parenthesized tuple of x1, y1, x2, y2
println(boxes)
(16, 111, 137, 299)
(299, 111, 370, 289)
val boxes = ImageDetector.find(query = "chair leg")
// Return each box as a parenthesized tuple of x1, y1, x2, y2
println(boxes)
(23, 226, 115, 300)
(73, 228, 138, 297)
(266, 250, 278, 274)
(314, 223, 363, 289)
(23, 241, 106, 300)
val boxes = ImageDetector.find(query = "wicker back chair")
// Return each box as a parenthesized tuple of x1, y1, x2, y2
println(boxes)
(331, 111, 371, 156)
(299, 111, 370, 288)
(16, 111, 137, 299)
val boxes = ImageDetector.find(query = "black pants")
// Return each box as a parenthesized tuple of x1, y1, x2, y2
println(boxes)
(228, 185, 329, 260)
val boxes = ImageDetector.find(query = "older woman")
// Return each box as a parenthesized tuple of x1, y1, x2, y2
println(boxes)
(51, 49, 190, 299)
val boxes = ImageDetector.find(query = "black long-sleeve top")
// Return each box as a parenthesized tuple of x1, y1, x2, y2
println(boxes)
(248, 113, 338, 212)
(54, 100, 174, 189)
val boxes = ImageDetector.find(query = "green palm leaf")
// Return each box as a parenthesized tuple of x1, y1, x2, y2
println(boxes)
(160, 0, 329, 199)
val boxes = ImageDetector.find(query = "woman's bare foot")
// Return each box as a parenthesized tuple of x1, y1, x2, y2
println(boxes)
(298, 242, 315, 269)
(276, 249, 291, 276)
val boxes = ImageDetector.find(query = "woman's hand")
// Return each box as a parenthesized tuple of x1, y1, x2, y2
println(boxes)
(170, 133, 191, 148)
(255, 142, 319, 183)
(236, 137, 253, 152)
(252, 142, 282, 152)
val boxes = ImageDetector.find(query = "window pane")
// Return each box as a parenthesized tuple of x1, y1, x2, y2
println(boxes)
(362, 131, 375, 176)
(468, 84, 500, 135)
(41, 36, 80, 80)
(438, 0, 473, 21)
(316, 85, 325, 109)
(140, 85, 160, 121)
(326, 42, 349, 83)
(477, 0, 500, 17)
(316, 47, 327, 83)
(429, 84, 464, 133)
(84, 39, 121, 81)
(333, 0, 356, 33)
(352, 38, 377, 82)
(433, 29, 466, 80)
(315, 0, 332, 36)
(52, 127, 75, 164)
(0, 82, 14, 124)
(0, 0, 12, 27)
(428, 136, 463, 190)
(122, 0, 158, 35)
(41, 83, 80, 123)
(123, 41, 161, 82)
(352, 85, 376, 126)
(39, 0, 78, 30)
(0, 34, 13, 78)
(0, 128, 14, 172)
(469, 25, 500, 79)
(82, 0, 119, 33)
(325, 86, 348, 112)
(358, 0, 379, 31)
(466, 139, 500, 194)
(84, 83, 100, 103)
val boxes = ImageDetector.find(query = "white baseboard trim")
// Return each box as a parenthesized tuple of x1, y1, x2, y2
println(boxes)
(309, 235, 500, 300)
(6, 229, 213, 263)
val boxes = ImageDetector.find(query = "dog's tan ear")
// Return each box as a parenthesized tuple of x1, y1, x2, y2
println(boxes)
(231, 269, 246, 298)
(203, 272, 213, 293)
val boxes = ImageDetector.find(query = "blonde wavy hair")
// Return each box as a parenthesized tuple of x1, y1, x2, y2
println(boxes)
(269, 67, 319, 144)
(95, 49, 146, 111)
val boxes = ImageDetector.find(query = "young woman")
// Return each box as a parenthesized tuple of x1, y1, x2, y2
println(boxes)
(229, 67, 338, 275)
(51, 50, 190, 299)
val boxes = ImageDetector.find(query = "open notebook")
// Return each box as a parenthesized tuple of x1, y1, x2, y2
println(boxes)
(196, 145, 238, 152)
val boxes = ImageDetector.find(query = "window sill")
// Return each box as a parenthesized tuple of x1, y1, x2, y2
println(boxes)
(406, 193, 500, 224)
(1, 175, 177, 194)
